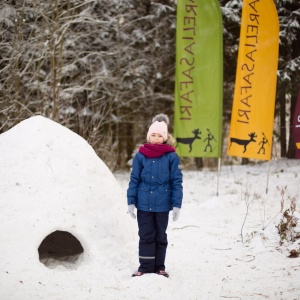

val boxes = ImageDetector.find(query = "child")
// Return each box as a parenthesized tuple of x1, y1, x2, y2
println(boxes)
(127, 113, 183, 278)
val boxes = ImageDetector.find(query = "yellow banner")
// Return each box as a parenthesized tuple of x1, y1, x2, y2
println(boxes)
(227, 0, 279, 160)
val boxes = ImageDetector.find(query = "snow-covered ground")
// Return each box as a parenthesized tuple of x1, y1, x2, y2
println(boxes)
(0, 116, 300, 300)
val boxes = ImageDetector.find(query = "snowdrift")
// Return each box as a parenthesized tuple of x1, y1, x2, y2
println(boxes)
(0, 116, 133, 272)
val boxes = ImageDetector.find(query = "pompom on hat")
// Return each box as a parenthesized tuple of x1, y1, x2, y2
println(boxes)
(147, 114, 169, 142)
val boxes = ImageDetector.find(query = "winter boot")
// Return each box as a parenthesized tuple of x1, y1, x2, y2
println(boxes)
(156, 270, 169, 278)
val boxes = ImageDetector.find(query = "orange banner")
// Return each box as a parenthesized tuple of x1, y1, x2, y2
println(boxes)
(227, 0, 279, 160)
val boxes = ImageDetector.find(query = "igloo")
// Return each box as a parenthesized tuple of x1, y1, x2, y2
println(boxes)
(0, 116, 135, 299)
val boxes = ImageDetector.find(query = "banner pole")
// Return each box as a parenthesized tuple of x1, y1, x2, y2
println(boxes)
(266, 160, 270, 194)
(216, 157, 221, 196)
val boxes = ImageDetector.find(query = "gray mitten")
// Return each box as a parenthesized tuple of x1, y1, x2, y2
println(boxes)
(127, 204, 136, 219)
(173, 207, 180, 222)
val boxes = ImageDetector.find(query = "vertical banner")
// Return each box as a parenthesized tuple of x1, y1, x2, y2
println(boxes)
(227, 0, 279, 160)
(292, 88, 300, 158)
(174, 0, 223, 158)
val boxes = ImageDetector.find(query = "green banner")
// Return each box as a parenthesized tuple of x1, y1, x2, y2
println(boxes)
(174, 0, 223, 157)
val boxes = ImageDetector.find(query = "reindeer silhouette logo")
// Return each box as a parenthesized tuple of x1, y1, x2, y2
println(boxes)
(176, 129, 201, 153)
(229, 132, 257, 153)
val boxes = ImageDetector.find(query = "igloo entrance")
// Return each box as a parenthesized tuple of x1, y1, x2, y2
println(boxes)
(38, 230, 84, 269)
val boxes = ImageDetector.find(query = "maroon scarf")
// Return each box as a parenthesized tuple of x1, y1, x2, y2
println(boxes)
(139, 143, 176, 158)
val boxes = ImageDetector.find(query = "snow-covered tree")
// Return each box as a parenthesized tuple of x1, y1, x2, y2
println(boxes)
(0, 0, 299, 169)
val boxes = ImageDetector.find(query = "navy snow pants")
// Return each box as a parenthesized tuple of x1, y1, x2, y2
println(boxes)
(137, 210, 169, 273)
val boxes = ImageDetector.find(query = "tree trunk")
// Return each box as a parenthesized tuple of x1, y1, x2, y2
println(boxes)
(241, 157, 249, 165)
(280, 83, 287, 157)
(287, 92, 297, 158)
(195, 158, 203, 169)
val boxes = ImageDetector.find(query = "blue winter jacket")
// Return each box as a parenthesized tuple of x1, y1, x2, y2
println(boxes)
(127, 151, 183, 212)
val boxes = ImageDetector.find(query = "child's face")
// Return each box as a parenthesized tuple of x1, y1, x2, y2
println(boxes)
(149, 133, 164, 144)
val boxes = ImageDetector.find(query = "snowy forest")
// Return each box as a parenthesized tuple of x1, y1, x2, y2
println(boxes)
(0, 0, 299, 170)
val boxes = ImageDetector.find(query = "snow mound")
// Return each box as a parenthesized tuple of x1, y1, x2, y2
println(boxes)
(0, 116, 133, 272)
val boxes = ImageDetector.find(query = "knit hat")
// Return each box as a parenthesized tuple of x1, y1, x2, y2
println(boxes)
(147, 114, 169, 142)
